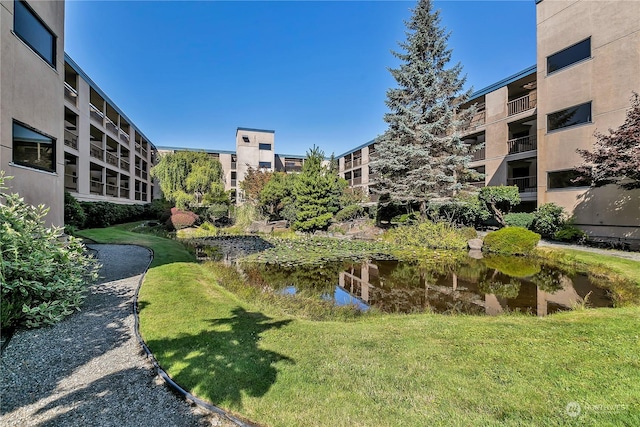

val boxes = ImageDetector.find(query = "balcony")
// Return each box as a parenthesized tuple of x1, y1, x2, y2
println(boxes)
(142, 170, 148, 180)
(508, 135, 537, 154)
(508, 92, 536, 116)
(353, 158, 362, 168)
(231, 162, 237, 170)
(89, 104, 104, 124)
(64, 130, 78, 150)
(106, 184, 119, 197)
(352, 176, 362, 185)
(64, 173, 77, 191)
(90, 180, 104, 195)
(106, 152, 119, 167)
(119, 130, 130, 144)
(120, 188, 130, 198)
(344, 161, 353, 170)
(462, 110, 486, 132)
(64, 82, 78, 105)
(470, 181, 485, 188)
(230, 179, 237, 187)
(135, 167, 141, 178)
(120, 159, 130, 170)
(471, 146, 486, 162)
(105, 117, 118, 135)
(90, 144, 104, 160)
(507, 176, 537, 193)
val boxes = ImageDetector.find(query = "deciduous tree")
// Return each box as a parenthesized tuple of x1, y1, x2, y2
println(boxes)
(576, 92, 640, 190)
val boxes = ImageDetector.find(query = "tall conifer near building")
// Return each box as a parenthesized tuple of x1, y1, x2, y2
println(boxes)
(371, 0, 476, 215)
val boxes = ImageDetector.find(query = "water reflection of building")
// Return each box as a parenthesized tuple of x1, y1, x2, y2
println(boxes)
(338, 261, 608, 316)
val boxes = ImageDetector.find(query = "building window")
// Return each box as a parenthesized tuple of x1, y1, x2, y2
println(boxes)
(242, 135, 250, 143)
(259, 161, 272, 169)
(259, 143, 272, 151)
(547, 102, 592, 131)
(548, 169, 589, 189)
(13, 0, 56, 68)
(547, 38, 590, 75)
(12, 121, 56, 172)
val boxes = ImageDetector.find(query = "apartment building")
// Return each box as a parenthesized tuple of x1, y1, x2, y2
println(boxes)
(338, 0, 639, 240)
(158, 127, 307, 203)
(63, 55, 156, 205)
(1, 0, 65, 226)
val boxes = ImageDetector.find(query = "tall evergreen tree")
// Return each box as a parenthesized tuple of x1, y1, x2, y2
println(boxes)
(370, 0, 476, 215)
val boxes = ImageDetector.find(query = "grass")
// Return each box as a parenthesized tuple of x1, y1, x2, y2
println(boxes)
(79, 223, 640, 426)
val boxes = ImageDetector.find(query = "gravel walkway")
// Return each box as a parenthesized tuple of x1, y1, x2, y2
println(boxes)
(1, 244, 237, 427)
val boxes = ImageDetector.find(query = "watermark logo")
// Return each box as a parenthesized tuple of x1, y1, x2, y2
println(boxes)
(566, 401, 581, 418)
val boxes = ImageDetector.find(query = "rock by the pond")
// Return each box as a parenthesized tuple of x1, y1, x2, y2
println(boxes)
(468, 239, 483, 250)
(468, 249, 483, 259)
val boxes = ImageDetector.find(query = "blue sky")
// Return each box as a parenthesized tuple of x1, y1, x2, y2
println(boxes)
(65, 1, 536, 156)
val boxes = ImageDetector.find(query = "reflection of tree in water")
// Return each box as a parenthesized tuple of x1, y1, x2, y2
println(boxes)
(243, 262, 344, 296)
(478, 278, 522, 299)
(147, 307, 293, 410)
(530, 266, 564, 293)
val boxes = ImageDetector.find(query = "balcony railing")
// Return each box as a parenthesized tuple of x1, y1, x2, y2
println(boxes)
(141, 170, 148, 180)
(106, 184, 119, 197)
(64, 130, 78, 150)
(119, 130, 130, 144)
(64, 173, 78, 191)
(142, 148, 148, 158)
(120, 159, 130, 170)
(344, 161, 353, 170)
(105, 118, 118, 135)
(120, 188, 130, 198)
(352, 176, 362, 185)
(89, 104, 104, 124)
(90, 180, 104, 195)
(507, 175, 537, 193)
(353, 158, 362, 168)
(90, 144, 104, 160)
(508, 92, 537, 116)
(64, 82, 78, 105)
(508, 135, 537, 154)
(231, 162, 237, 170)
(230, 179, 237, 187)
(135, 167, 141, 178)
(471, 146, 486, 161)
(106, 152, 118, 166)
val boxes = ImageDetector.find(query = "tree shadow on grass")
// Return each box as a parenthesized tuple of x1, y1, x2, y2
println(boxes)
(146, 307, 294, 410)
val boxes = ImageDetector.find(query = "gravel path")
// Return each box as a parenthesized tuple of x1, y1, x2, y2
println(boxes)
(1, 244, 237, 427)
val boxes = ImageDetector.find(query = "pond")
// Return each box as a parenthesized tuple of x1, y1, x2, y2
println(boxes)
(186, 237, 614, 316)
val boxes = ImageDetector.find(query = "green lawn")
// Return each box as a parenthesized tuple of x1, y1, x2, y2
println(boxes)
(79, 225, 640, 427)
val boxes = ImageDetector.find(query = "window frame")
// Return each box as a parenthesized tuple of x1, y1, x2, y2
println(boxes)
(258, 143, 272, 151)
(258, 161, 272, 169)
(547, 101, 592, 133)
(547, 37, 591, 75)
(13, 0, 57, 69)
(12, 120, 57, 173)
(547, 169, 590, 190)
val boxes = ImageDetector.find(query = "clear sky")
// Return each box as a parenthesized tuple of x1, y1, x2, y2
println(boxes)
(65, 0, 536, 156)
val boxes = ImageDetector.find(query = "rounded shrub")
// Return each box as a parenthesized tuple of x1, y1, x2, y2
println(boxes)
(482, 226, 541, 255)
(554, 224, 587, 243)
(335, 204, 365, 222)
(531, 203, 566, 238)
(64, 191, 86, 230)
(166, 208, 199, 230)
(503, 212, 534, 229)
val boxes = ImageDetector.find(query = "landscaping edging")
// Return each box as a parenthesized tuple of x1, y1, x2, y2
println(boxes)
(132, 246, 255, 427)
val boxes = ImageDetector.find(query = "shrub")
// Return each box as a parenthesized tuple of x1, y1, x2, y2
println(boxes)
(504, 212, 535, 229)
(64, 191, 86, 229)
(81, 201, 148, 228)
(427, 196, 491, 228)
(147, 198, 172, 221)
(483, 227, 541, 255)
(531, 203, 566, 238)
(384, 220, 470, 250)
(166, 208, 199, 230)
(554, 224, 587, 243)
(478, 186, 521, 226)
(335, 204, 365, 222)
(391, 212, 419, 224)
(1, 175, 99, 329)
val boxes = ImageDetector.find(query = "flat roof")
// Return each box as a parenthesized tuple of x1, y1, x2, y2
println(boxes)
(236, 127, 275, 134)
(468, 64, 537, 100)
(64, 53, 156, 149)
(337, 138, 376, 159)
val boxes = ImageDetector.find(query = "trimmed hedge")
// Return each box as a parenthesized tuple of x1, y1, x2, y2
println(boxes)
(64, 193, 165, 229)
(483, 226, 541, 255)
(335, 204, 365, 222)
(504, 212, 535, 229)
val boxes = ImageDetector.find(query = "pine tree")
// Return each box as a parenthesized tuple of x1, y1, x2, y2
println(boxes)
(370, 0, 476, 215)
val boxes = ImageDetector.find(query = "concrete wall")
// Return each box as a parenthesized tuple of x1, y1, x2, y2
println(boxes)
(1, 0, 65, 226)
(235, 128, 275, 202)
(536, 0, 640, 239)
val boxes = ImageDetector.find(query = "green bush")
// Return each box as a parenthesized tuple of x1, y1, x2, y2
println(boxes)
(64, 192, 86, 230)
(554, 224, 587, 243)
(482, 227, 541, 255)
(335, 204, 365, 222)
(427, 196, 491, 228)
(391, 212, 419, 224)
(80, 201, 148, 228)
(1, 175, 99, 329)
(504, 212, 535, 229)
(531, 203, 566, 238)
(384, 220, 470, 250)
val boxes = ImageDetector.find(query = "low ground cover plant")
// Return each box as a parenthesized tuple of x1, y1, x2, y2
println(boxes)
(384, 219, 475, 251)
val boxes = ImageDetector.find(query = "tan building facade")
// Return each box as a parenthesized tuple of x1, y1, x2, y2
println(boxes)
(1, 0, 65, 226)
(62, 55, 156, 205)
